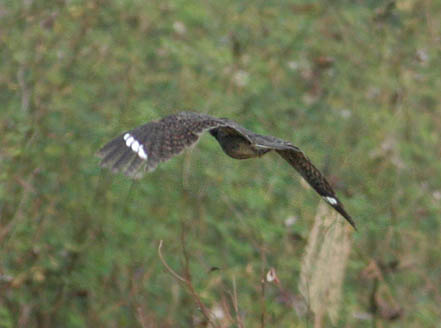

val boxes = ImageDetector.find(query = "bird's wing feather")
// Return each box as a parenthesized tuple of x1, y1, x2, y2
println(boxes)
(226, 133, 355, 228)
(97, 112, 239, 178)
(97, 112, 355, 228)
(275, 146, 356, 229)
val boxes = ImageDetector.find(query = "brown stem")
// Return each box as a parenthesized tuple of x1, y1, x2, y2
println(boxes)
(158, 240, 219, 328)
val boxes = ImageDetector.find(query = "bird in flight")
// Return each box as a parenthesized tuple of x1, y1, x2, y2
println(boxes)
(97, 112, 356, 229)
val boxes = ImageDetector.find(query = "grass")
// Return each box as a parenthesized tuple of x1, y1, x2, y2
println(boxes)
(1, 0, 441, 327)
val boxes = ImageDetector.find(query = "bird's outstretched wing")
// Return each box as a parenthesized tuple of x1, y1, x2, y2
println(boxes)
(97, 112, 245, 178)
(276, 148, 355, 229)
(97, 111, 355, 228)
(251, 135, 355, 229)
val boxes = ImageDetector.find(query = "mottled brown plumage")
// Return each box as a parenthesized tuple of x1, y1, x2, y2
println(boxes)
(97, 112, 356, 229)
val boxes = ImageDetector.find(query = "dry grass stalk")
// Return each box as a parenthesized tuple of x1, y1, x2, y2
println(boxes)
(158, 240, 220, 328)
(299, 202, 353, 325)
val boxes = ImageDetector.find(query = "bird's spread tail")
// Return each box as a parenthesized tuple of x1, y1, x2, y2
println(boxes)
(97, 131, 148, 179)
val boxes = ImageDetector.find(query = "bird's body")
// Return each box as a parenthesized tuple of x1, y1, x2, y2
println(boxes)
(97, 112, 356, 229)
(210, 130, 270, 159)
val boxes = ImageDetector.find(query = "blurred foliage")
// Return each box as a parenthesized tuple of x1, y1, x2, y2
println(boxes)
(1, 0, 441, 327)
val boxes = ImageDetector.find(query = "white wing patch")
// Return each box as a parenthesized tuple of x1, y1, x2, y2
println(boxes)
(324, 196, 338, 205)
(123, 133, 148, 160)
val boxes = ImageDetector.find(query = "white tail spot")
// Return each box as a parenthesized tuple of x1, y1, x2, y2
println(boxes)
(125, 136, 134, 147)
(131, 140, 140, 152)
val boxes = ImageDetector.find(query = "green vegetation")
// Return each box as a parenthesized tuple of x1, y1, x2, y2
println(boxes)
(1, 0, 440, 327)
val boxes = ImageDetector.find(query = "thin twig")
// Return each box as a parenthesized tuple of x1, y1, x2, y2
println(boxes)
(232, 275, 245, 328)
(260, 247, 267, 328)
(158, 240, 218, 327)
(158, 240, 187, 284)
(260, 276, 266, 328)
(179, 227, 217, 327)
